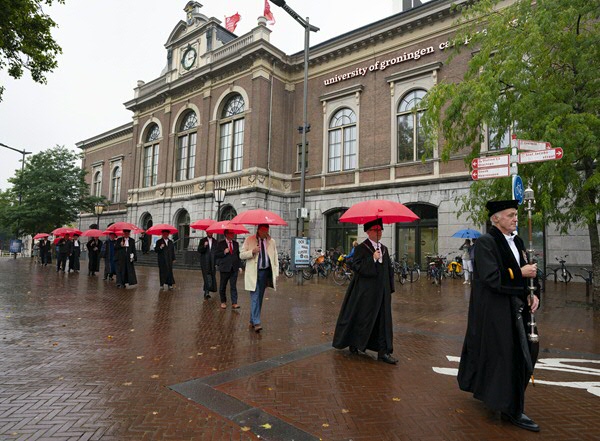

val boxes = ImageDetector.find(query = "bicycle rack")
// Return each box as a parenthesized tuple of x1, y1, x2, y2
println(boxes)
(575, 268, 594, 300)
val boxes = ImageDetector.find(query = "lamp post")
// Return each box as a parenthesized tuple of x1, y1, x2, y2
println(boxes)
(269, 0, 319, 238)
(214, 187, 227, 221)
(94, 202, 105, 230)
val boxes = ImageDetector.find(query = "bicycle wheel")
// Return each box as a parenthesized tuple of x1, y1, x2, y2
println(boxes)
(558, 269, 572, 283)
(410, 268, 420, 282)
(302, 268, 313, 280)
(398, 270, 406, 285)
(284, 268, 294, 278)
(333, 268, 347, 285)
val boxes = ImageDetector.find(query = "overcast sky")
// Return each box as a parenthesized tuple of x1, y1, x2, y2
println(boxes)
(0, 0, 406, 191)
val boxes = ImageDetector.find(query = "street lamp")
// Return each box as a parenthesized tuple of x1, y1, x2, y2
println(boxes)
(0, 142, 32, 206)
(269, 0, 319, 238)
(94, 202, 105, 230)
(214, 187, 227, 221)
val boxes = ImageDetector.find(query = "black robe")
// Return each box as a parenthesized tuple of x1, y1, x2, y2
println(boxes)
(332, 239, 395, 354)
(114, 237, 137, 286)
(155, 238, 176, 286)
(198, 237, 217, 293)
(69, 239, 81, 271)
(39, 240, 51, 264)
(457, 226, 539, 416)
(86, 239, 102, 272)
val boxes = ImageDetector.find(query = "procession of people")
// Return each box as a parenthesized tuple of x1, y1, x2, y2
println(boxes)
(31, 201, 543, 432)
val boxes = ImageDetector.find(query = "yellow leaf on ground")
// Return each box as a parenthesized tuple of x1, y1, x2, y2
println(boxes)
(137, 356, 144, 359)
(322, 423, 330, 428)
(392, 397, 401, 402)
(260, 423, 272, 429)
(122, 382, 132, 386)
(342, 409, 350, 413)
(151, 374, 159, 379)
(241, 426, 251, 432)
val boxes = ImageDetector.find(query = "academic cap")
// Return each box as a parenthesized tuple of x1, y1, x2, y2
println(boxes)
(486, 199, 518, 217)
(363, 218, 384, 232)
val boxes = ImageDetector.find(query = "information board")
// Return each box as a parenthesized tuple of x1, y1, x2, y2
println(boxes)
(291, 237, 310, 269)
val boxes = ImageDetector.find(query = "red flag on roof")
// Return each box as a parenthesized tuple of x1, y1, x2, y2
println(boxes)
(225, 12, 241, 32)
(264, 0, 275, 25)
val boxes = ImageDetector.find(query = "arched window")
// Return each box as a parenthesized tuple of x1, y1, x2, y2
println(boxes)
(176, 111, 198, 181)
(93, 170, 102, 197)
(328, 108, 357, 172)
(325, 208, 358, 254)
(143, 124, 160, 187)
(219, 95, 245, 174)
(397, 89, 428, 162)
(110, 166, 121, 203)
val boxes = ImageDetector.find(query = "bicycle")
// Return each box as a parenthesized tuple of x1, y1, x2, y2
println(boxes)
(445, 253, 464, 279)
(555, 255, 572, 283)
(332, 258, 353, 286)
(395, 254, 421, 284)
(426, 255, 444, 285)
(278, 253, 295, 278)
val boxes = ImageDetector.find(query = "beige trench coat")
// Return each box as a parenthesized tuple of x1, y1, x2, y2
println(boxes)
(240, 234, 279, 291)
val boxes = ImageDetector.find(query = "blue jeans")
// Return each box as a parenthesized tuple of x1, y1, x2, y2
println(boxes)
(250, 269, 269, 325)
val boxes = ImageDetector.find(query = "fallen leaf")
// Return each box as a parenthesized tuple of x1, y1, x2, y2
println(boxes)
(122, 382, 132, 386)
(455, 408, 464, 413)
(52, 342, 58, 346)
(151, 374, 159, 379)
(210, 346, 217, 350)
(341, 409, 350, 414)
(241, 426, 251, 432)
(260, 423, 272, 429)
(322, 423, 329, 428)
(152, 411, 158, 415)
(578, 329, 584, 332)
(137, 356, 144, 359)
(107, 335, 113, 340)
(392, 397, 401, 402)
(130, 329, 135, 332)
(197, 352, 203, 356)
(267, 387, 273, 391)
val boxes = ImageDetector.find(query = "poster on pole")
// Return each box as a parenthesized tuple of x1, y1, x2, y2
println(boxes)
(291, 237, 310, 270)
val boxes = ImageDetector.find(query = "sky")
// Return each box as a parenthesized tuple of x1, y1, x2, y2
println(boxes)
(0, 0, 407, 191)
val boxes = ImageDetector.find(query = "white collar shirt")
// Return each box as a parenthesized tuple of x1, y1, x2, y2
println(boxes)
(368, 238, 383, 263)
(504, 233, 520, 265)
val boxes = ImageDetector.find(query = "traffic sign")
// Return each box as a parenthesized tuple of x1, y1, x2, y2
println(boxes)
(471, 154, 509, 169)
(471, 166, 510, 180)
(519, 147, 563, 164)
(518, 139, 552, 151)
(512, 175, 524, 205)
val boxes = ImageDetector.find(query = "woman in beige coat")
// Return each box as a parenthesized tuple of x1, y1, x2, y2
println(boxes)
(240, 224, 279, 332)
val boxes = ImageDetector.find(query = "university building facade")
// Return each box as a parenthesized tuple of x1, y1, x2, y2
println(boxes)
(77, 0, 591, 269)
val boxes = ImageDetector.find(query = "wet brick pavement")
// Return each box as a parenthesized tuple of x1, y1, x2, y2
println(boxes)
(0, 258, 598, 440)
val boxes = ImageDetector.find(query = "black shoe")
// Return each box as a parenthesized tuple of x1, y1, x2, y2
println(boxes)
(204, 293, 211, 299)
(377, 353, 398, 365)
(168, 286, 173, 290)
(349, 346, 358, 354)
(254, 324, 263, 333)
(501, 413, 540, 432)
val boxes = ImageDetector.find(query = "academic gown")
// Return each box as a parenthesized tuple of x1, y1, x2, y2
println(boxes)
(86, 239, 102, 272)
(198, 237, 217, 293)
(457, 226, 540, 417)
(102, 239, 117, 277)
(114, 237, 137, 286)
(155, 238, 176, 286)
(69, 240, 81, 271)
(332, 239, 395, 354)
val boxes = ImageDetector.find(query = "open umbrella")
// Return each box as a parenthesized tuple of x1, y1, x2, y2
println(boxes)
(145, 223, 178, 235)
(82, 229, 105, 238)
(190, 219, 216, 230)
(33, 233, 50, 240)
(452, 229, 481, 239)
(102, 229, 120, 236)
(230, 209, 288, 226)
(106, 222, 143, 234)
(206, 221, 249, 235)
(338, 199, 419, 225)
(52, 227, 83, 236)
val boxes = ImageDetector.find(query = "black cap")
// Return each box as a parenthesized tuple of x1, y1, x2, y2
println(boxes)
(364, 218, 383, 232)
(486, 199, 518, 217)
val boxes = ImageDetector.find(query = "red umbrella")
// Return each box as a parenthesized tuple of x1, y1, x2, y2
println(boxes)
(206, 221, 249, 235)
(52, 227, 83, 236)
(190, 219, 216, 230)
(102, 229, 120, 236)
(33, 233, 50, 240)
(106, 222, 143, 234)
(339, 199, 419, 225)
(145, 223, 178, 235)
(230, 209, 288, 226)
(82, 229, 105, 238)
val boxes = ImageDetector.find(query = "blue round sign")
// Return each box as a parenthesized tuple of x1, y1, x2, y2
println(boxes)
(513, 175, 524, 205)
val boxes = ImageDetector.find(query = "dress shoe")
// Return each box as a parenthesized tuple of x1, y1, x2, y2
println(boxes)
(377, 353, 398, 365)
(232, 304, 240, 309)
(254, 324, 263, 333)
(501, 413, 540, 432)
(168, 286, 173, 290)
(349, 346, 359, 354)
(204, 293, 211, 299)
(220, 303, 227, 309)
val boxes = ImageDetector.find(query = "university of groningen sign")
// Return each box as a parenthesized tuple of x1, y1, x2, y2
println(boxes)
(323, 45, 436, 86)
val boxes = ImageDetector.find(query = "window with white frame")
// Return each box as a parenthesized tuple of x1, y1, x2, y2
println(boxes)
(92, 170, 102, 197)
(176, 111, 198, 181)
(143, 124, 160, 187)
(111, 165, 121, 203)
(219, 95, 245, 174)
(328, 108, 357, 173)
(397, 89, 428, 162)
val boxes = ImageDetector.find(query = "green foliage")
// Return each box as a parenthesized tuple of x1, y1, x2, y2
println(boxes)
(422, 0, 600, 233)
(0, 146, 100, 236)
(0, 0, 64, 101)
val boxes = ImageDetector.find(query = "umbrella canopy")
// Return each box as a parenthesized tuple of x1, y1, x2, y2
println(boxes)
(106, 222, 143, 234)
(452, 229, 481, 239)
(82, 229, 105, 238)
(33, 233, 50, 240)
(338, 199, 419, 224)
(190, 219, 216, 230)
(145, 223, 178, 235)
(230, 209, 288, 226)
(102, 229, 120, 236)
(52, 227, 83, 236)
(206, 221, 249, 235)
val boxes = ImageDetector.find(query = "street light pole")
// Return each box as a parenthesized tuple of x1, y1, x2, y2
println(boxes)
(0, 142, 33, 206)
(269, 0, 319, 238)
(214, 187, 227, 221)
(94, 202, 105, 230)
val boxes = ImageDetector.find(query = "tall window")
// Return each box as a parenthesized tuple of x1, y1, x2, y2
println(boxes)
(111, 166, 121, 203)
(328, 108, 357, 172)
(176, 111, 198, 181)
(219, 95, 245, 174)
(143, 124, 160, 187)
(397, 89, 428, 162)
(93, 170, 102, 197)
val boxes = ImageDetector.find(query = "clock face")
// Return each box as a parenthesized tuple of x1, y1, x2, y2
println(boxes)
(181, 47, 196, 70)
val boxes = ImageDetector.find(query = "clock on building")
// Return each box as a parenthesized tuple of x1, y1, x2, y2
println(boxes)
(181, 46, 196, 70)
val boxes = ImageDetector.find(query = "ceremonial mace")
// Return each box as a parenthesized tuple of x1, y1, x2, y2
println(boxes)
(523, 187, 539, 343)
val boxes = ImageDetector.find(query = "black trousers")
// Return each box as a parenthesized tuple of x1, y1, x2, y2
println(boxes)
(57, 254, 68, 271)
(219, 271, 238, 304)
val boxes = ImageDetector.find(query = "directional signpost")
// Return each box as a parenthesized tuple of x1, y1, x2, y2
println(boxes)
(519, 147, 563, 164)
(518, 139, 552, 151)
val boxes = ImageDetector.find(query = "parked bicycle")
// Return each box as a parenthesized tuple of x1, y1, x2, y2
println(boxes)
(554, 255, 572, 283)
(426, 255, 444, 285)
(278, 253, 295, 278)
(332, 255, 353, 286)
(394, 254, 421, 284)
(302, 249, 332, 280)
(445, 253, 463, 279)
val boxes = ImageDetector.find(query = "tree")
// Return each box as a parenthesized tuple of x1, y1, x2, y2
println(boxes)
(422, 0, 600, 299)
(0, 146, 102, 236)
(0, 0, 64, 101)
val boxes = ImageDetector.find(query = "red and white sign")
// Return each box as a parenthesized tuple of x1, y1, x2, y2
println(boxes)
(519, 147, 563, 164)
(518, 139, 552, 151)
(471, 154, 509, 169)
(471, 166, 510, 180)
